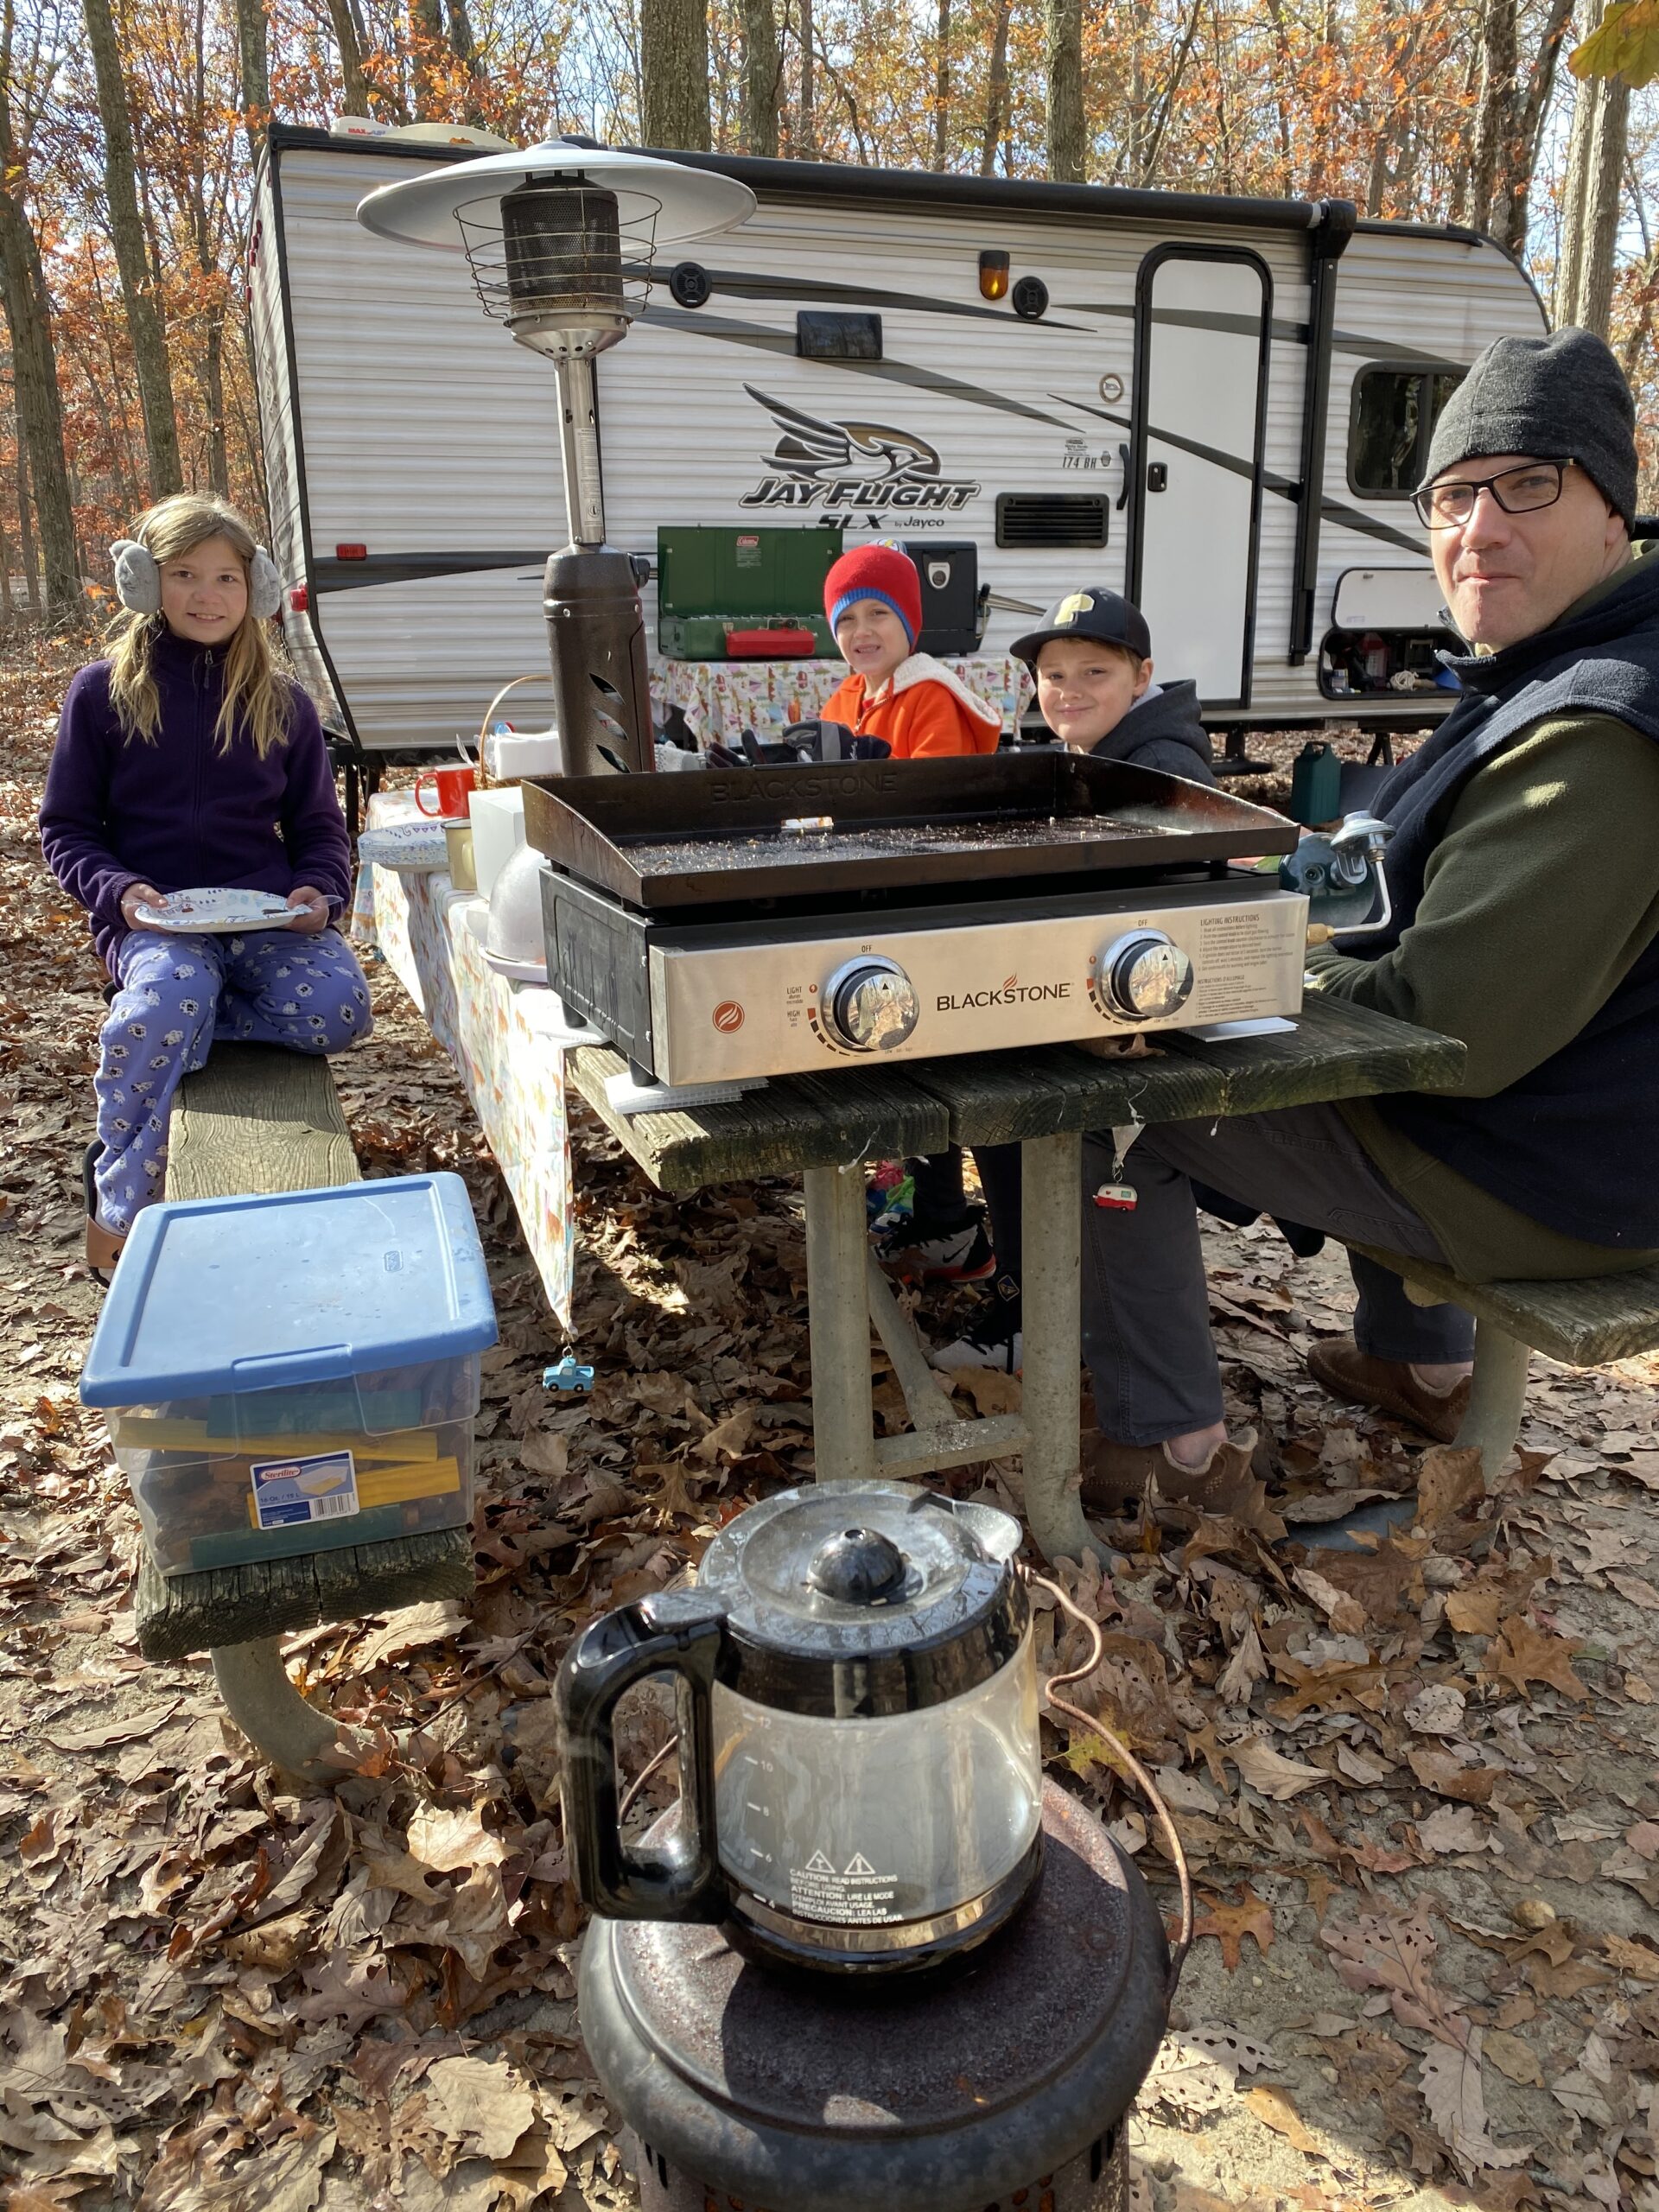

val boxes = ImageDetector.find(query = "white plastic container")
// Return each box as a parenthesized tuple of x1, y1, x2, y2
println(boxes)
(481, 728, 563, 780)
(468, 785, 527, 899)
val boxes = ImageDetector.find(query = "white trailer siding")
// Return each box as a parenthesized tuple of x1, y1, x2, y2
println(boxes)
(251, 133, 1546, 753)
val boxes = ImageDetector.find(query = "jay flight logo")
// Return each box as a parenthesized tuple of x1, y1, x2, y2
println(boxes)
(739, 385, 981, 512)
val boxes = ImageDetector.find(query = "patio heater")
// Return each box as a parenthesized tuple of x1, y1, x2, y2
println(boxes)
(357, 145, 753, 774)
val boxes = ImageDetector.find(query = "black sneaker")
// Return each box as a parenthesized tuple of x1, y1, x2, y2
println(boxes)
(929, 1275, 1023, 1374)
(874, 1212, 995, 1284)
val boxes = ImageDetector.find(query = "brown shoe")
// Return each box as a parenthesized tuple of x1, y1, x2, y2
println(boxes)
(1081, 1428, 1261, 1516)
(86, 1214, 126, 1281)
(1306, 1338, 1469, 1446)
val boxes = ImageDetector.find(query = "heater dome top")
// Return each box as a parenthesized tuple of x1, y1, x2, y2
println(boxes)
(355, 142, 754, 251)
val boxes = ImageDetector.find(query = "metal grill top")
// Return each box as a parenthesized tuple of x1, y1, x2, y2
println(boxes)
(524, 753, 1298, 911)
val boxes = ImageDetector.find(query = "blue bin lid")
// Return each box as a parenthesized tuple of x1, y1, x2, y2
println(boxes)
(81, 1172, 499, 1406)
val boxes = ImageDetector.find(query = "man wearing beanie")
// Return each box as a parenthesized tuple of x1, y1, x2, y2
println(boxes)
(1080, 326, 1659, 1515)
(820, 543, 1001, 757)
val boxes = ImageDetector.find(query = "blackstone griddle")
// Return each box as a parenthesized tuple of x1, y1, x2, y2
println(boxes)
(523, 753, 1310, 1088)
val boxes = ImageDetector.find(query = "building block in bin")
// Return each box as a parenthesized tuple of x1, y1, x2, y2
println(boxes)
(81, 1173, 497, 1576)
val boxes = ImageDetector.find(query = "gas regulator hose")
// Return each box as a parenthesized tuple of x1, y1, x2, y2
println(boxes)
(1026, 1565, 1193, 1996)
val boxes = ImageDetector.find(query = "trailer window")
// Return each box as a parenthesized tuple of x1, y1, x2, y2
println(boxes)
(1349, 367, 1463, 497)
(797, 312, 882, 361)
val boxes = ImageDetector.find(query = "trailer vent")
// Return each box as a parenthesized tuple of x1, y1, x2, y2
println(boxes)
(995, 493, 1109, 549)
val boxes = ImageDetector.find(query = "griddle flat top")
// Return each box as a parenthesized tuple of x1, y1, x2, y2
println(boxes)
(523, 752, 1296, 911)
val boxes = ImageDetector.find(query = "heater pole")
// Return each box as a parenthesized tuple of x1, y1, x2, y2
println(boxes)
(556, 355, 607, 548)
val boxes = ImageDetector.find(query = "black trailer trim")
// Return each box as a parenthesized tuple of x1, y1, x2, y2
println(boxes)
(1128, 242, 1273, 712)
(1289, 199, 1357, 664)
(313, 551, 550, 591)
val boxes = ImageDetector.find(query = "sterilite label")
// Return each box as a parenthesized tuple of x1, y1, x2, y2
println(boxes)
(250, 1449, 359, 1530)
(789, 1848, 902, 1923)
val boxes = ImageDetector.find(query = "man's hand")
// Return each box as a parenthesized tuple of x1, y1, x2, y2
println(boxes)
(119, 882, 162, 928)
(285, 887, 331, 936)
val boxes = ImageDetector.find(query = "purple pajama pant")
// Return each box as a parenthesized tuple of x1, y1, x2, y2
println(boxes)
(93, 925, 373, 1231)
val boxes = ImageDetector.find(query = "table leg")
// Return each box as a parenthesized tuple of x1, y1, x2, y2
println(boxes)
(1019, 1131, 1100, 1565)
(803, 1163, 879, 1483)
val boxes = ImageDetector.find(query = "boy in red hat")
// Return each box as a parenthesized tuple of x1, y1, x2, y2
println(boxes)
(820, 543, 1001, 757)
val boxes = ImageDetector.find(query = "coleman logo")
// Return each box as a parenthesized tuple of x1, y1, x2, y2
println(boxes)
(740, 385, 981, 512)
(937, 977, 1073, 1011)
(712, 1001, 745, 1033)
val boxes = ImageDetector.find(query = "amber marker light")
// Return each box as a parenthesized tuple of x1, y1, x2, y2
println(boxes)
(979, 250, 1011, 301)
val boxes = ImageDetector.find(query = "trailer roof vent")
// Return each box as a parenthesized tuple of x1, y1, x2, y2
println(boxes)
(995, 493, 1109, 549)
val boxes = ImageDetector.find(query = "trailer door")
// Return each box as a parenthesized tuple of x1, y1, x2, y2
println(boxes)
(1129, 248, 1271, 709)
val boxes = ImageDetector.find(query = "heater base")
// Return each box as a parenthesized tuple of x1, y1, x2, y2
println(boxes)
(579, 1782, 1169, 2212)
(625, 2120, 1130, 2212)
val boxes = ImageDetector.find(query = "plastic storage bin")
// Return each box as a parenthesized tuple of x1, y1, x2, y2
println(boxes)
(80, 1173, 498, 1576)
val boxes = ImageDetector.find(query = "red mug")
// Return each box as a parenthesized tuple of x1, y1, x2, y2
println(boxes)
(416, 766, 477, 819)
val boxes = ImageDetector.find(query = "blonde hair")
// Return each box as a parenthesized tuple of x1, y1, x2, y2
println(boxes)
(107, 494, 295, 760)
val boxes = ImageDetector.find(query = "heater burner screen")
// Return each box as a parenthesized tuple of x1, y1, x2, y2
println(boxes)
(455, 177, 659, 352)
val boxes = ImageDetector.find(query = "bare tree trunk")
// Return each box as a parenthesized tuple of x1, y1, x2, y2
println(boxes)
(0, 91, 79, 620)
(741, 0, 780, 154)
(933, 0, 950, 168)
(980, 0, 1010, 174)
(1557, 0, 1628, 334)
(1468, 0, 1517, 236)
(1134, 0, 1203, 186)
(641, 0, 711, 147)
(1045, 0, 1084, 181)
(82, 0, 181, 498)
(14, 442, 40, 615)
(797, 0, 817, 156)
(1502, 0, 1574, 251)
(325, 0, 376, 115)
(234, 0, 270, 157)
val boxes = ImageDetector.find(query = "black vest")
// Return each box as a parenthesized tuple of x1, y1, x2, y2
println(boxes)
(1360, 556, 1659, 1249)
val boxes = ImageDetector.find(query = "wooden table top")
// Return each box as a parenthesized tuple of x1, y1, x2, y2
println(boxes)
(566, 992, 1465, 1194)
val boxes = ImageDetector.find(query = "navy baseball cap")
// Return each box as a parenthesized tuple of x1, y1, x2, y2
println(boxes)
(1011, 588, 1152, 667)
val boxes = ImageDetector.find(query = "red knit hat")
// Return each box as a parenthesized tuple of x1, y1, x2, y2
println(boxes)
(824, 543, 922, 647)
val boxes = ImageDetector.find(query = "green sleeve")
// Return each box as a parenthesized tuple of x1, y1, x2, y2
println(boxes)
(1305, 714, 1659, 1096)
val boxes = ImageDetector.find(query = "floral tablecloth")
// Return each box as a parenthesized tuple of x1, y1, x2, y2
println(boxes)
(654, 655, 1033, 745)
(353, 791, 574, 1326)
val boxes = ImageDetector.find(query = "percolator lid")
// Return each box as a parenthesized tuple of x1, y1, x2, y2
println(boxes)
(696, 1481, 1027, 1717)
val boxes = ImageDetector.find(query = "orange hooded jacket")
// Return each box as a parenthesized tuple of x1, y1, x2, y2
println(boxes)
(821, 653, 1002, 759)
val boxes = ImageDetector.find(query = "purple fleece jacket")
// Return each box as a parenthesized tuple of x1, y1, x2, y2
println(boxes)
(40, 627, 353, 969)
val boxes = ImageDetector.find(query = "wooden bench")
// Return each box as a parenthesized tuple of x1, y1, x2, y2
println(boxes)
(134, 1044, 474, 1776)
(1348, 1241, 1659, 1470)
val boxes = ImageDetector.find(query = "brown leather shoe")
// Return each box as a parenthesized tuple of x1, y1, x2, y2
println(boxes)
(1081, 1428, 1261, 1516)
(86, 1214, 126, 1281)
(1306, 1337, 1469, 1446)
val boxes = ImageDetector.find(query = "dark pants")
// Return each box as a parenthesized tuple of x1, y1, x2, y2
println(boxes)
(1081, 1102, 1475, 1446)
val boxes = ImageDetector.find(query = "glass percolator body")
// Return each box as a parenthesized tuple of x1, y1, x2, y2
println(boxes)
(711, 1622, 1040, 1926)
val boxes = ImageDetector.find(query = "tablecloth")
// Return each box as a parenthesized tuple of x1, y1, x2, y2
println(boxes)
(655, 655, 1033, 745)
(353, 791, 575, 1326)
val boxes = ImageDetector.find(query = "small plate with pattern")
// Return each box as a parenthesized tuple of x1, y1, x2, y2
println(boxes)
(131, 888, 299, 934)
(357, 821, 452, 871)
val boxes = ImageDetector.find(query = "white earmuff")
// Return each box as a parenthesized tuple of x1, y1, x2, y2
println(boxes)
(249, 548, 282, 620)
(109, 538, 162, 615)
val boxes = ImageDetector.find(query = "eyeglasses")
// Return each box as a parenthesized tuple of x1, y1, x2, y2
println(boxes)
(1413, 460, 1572, 529)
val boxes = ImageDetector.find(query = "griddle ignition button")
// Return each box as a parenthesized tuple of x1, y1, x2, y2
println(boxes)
(823, 958, 920, 1052)
(1100, 931, 1195, 1021)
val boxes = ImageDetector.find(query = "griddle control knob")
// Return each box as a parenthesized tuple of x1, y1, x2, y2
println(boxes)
(1100, 930, 1194, 1020)
(823, 957, 920, 1052)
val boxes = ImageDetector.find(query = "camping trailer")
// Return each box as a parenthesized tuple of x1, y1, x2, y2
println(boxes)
(247, 124, 1548, 760)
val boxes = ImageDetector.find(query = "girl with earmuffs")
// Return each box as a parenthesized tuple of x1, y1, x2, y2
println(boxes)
(40, 493, 372, 1273)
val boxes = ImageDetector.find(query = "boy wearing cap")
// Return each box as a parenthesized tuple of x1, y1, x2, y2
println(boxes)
(1011, 587, 1215, 782)
(821, 543, 1002, 758)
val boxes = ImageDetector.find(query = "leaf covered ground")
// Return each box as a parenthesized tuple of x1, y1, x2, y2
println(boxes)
(4, 632, 1659, 2212)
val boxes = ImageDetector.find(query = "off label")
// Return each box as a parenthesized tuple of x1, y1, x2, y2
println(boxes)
(790, 1847, 900, 1923)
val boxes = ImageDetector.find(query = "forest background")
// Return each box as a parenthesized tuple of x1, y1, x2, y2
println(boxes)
(3, 0, 1659, 626)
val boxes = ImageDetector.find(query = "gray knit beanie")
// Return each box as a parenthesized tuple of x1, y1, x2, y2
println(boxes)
(1421, 327, 1637, 530)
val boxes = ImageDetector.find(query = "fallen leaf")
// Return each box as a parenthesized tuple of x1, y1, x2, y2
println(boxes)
(1604, 1932, 1659, 1983)
(1416, 1445, 1484, 1530)
(1193, 1885, 1274, 1970)
(1292, 1566, 1365, 1636)
(424, 2056, 537, 2161)
(1321, 1897, 1466, 2044)
(1243, 2084, 1319, 2154)
(351, 1600, 471, 1669)
(1418, 2031, 1531, 2179)
(1403, 1682, 1467, 1736)
(518, 1430, 569, 1478)
(690, 1406, 755, 1465)
(1483, 2029, 1543, 2087)
(1608, 1569, 1659, 1610)
(1491, 1617, 1589, 1702)
(1418, 1802, 1486, 1855)
(41, 1699, 178, 1752)
(1216, 1621, 1268, 1706)
(404, 1802, 512, 1874)
(956, 1367, 1022, 1416)
(1407, 1745, 1498, 1804)
(1229, 1735, 1326, 1801)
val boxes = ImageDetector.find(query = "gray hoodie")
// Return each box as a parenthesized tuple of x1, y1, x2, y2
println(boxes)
(1086, 679, 1215, 784)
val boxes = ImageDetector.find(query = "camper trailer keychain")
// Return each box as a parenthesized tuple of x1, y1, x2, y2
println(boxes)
(1093, 1120, 1142, 1212)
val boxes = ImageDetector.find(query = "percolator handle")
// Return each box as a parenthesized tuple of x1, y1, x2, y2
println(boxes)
(555, 1588, 731, 1922)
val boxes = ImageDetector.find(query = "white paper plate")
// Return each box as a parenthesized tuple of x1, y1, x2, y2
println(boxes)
(358, 821, 452, 870)
(131, 888, 298, 934)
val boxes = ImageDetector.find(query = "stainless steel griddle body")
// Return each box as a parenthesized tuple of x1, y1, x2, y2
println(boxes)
(526, 754, 1310, 1085)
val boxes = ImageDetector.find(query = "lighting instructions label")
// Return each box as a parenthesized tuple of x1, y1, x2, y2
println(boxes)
(250, 1450, 360, 1529)
(790, 1849, 901, 1923)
